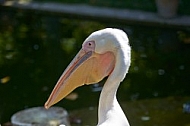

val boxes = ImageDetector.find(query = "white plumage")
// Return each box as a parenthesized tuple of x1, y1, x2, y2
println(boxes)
(45, 28, 131, 126)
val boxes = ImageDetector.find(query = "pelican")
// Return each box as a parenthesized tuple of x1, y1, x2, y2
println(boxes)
(45, 28, 131, 126)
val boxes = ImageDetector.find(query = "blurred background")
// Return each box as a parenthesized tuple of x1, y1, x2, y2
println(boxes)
(0, 0, 190, 126)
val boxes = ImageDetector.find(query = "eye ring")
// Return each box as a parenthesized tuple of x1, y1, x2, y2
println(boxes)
(82, 40, 95, 51)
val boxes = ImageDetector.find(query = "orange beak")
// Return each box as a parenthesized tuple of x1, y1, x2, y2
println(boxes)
(44, 49, 115, 109)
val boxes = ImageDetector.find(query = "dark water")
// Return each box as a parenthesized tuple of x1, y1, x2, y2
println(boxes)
(0, 8, 190, 124)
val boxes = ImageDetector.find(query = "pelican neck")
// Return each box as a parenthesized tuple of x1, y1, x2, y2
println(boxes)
(97, 49, 130, 125)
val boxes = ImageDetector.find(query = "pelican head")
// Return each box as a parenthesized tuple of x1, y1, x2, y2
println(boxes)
(83, 28, 129, 54)
(45, 28, 131, 126)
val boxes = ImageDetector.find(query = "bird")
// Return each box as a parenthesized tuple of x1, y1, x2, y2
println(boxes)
(44, 28, 131, 126)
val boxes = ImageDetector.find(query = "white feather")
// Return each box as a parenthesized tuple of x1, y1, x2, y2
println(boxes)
(85, 28, 131, 126)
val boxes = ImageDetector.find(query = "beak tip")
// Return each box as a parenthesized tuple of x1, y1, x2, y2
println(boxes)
(44, 102, 50, 109)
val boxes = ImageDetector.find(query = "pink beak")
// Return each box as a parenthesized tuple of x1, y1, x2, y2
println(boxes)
(44, 48, 115, 109)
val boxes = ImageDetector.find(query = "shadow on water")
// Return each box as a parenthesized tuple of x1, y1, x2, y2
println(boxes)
(0, 8, 190, 125)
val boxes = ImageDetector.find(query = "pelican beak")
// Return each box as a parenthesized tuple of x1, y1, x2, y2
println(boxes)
(44, 49, 115, 109)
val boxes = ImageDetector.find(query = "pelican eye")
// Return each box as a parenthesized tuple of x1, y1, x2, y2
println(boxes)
(83, 41, 95, 51)
(88, 41, 93, 46)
